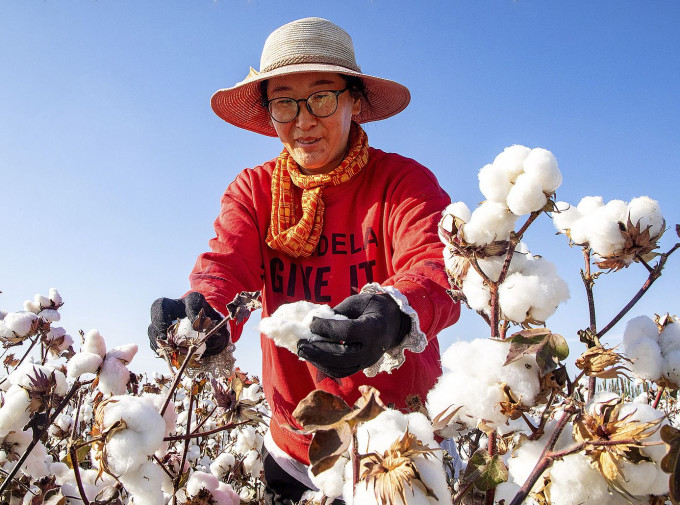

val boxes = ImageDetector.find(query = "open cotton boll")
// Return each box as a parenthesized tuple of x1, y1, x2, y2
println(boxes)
(82, 329, 107, 358)
(97, 395, 165, 476)
(625, 337, 663, 380)
(48, 288, 62, 306)
(119, 460, 167, 505)
(232, 426, 261, 453)
(622, 315, 659, 348)
(627, 196, 664, 236)
(210, 452, 236, 480)
(659, 322, 680, 355)
(3, 312, 38, 337)
(618, 402, 668, 462)
(463, 201, 518, 246)
(187, 470, 219, 496)
(242, 449, 263, 477)
(493, 144, 531, 182)
(106, 344, 138, 364)
(213, 483, 241, 505)
(577, 196, 605, 214)
(619, 460, 668, 497)
(38, 309, 60, 322)
(522, 148, 562, 193)
(663, 350, 680, 385)
(507, 172, 548, 216)
(478, 163, 512, 203)
(584, 206, 627, 257)
(443, 201, 471, 223)
(67, 352, 103, 378)
(549, 453, 613, 504)
(461, 270, 491, 315)
(97, 357, 131, 396)
(10, 363, 67, 396)
(551, 201, 580, 235)
(0, 386, 31, 436)
(21, 439, 50, 478)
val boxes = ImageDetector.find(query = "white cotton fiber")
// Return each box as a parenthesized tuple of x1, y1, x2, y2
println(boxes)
(523, 148, 562, 193)
(210, 452, 236, 480)
(461, 270, 491, 315)
(119, 460, 167, 505)
(463, 201, 518, 246)
(97, 357, 131, 396)
(0, 385, 31, 437)
(187, 470, 219, 496)
(659, 322, 680, 355)
(439, 202, 471, 244)
(3, 312, 38, 337)
(551, 201, 580, 234)
(259, 301, 347, 354)
(663, 350, 680, 385)
(493, 144, 531, 182)
(242, 449, 263, 477)
(67, 352, 104, 378)
(627, 196, 664, 236)
(97, 395, 165, 476)
(38, 309, 60, 322)
(106, 344, 138, 364)
(583, 205, 627, 257)
(577, 196, 604, 214)
(310, 454, 349, 500)
(82, 329, 107, 358)
(625, 337, 663, 380)
(49, 288, 62, 306)
(622, 315, 659, 348)
(478, 163, 512, 203)
(506, 173, 548, 216)
(549, 452, 613, 504)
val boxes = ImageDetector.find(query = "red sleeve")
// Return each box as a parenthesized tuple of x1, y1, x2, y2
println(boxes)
(382, 159, 460, 339)
(189, 168, 267, 342)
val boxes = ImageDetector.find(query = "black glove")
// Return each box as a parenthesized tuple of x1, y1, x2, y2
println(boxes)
(298, 293, 411, 378)
(148, 291, 230, 357)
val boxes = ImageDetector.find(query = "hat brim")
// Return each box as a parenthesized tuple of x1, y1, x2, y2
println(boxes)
(210, 63, 411, 137)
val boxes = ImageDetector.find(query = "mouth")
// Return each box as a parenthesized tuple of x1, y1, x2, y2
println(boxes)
(295, 137, 321, 146)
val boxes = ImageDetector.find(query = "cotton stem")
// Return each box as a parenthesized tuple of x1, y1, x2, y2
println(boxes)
(69, 445, 91, 505)
(597, 242, 679, 339)
(652, 387, 665, 409)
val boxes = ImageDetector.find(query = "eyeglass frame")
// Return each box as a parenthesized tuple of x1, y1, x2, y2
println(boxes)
(265, 87, 350, 124)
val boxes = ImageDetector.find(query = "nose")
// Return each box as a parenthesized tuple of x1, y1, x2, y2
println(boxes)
(295, 102, 317, 130)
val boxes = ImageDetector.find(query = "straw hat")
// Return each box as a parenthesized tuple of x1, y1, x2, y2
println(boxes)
(211, 17, 411, 137)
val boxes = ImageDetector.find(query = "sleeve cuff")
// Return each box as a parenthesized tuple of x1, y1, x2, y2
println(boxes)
(359, 282, 428, 377)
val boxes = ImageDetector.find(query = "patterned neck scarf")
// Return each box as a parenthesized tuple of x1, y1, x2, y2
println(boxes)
(266, 122, 369, 258)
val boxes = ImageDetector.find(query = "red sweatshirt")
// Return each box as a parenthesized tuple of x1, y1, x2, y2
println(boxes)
(189, 147, 460, 464)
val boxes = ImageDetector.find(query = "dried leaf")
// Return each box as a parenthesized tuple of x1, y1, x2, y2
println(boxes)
(463, 448, 509, 491)
(292, 390, 353, 430)
(225, 291, 261, 324)
(575, 345, 631, 379)
(309, 424, 352, 476)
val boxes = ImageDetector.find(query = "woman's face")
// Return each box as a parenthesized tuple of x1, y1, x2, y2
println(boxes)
(267, 72, 361, 175)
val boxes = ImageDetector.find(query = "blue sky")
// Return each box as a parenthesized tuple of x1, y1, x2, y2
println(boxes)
(1, 1, 678, 378)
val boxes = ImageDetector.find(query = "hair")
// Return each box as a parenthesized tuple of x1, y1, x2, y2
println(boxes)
(258, 74, 369, 108)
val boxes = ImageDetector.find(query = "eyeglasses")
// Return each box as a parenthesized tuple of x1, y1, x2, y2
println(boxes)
(266, 88, 349, 123)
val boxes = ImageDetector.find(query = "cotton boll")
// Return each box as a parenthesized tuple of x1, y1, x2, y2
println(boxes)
(493, 144, 531, 182)
(478, 163, 512, 203)
(618, 402, 668, 462)
(507, 438, 545, 492)
(461, 271, 491, 315)
(625, 338, 663, 380)
(619, 460, 668, 497)
(82, 329, 107, 358)
(241, 383, 263, 402)
(663, 350, 680, 386)
(552, 201, 581, 235)
(210, 452, 236, 480)
(21, 439, 49, 478)
(549, 452, 613, 504)
(463, 201, 518, 246)
(120, 461, 167, 505)
(67, 352, 103, 378)
(522, 148, 562, 193)
(23, 300, 41, 314)
(97, 357, 130, 396)
(577, 196, 605, 214)
(106, 344, 138, 365)
(581, 205, 626, 257)
(187, 470, 219, 496)
(659, 322, 680, 356)
(49, 288, 62, 306)
(242, 449, 263, 478)
(622, 316, 659, 349)
(507, 172, 548, 216)
(214, 482, 240, 505)
(494, 481, 521, 504)
(233, 426, 259, 453)
(627, 196, 664, 236)
(98, 395, 165, 476)
(3, 312, 38, 337)
(443, 201, 471, 223)
(38, 309, 60, 322)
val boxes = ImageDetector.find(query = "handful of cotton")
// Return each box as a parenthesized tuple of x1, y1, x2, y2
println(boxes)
(259, 301, 347, 355)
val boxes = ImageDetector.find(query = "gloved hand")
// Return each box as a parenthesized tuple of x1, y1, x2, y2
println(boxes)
(148, 291, 230, 357)
(298, 293, 411, 378)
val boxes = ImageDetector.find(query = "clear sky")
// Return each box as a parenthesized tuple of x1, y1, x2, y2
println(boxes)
(1, 1, 678, 379)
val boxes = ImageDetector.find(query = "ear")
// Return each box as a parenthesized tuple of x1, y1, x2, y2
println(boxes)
(351, 96, 362, 117)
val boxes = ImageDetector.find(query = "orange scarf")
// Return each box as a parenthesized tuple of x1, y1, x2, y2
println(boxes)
(266, 122, 369, 258)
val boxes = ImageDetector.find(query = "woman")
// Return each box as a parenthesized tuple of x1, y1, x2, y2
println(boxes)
(148, 17, 459, 504)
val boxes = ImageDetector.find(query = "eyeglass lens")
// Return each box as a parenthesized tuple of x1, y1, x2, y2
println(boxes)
(268, 89, 345, 123)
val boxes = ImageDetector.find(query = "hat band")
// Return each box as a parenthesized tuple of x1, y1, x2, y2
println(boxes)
(261, 54, 361, 74)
